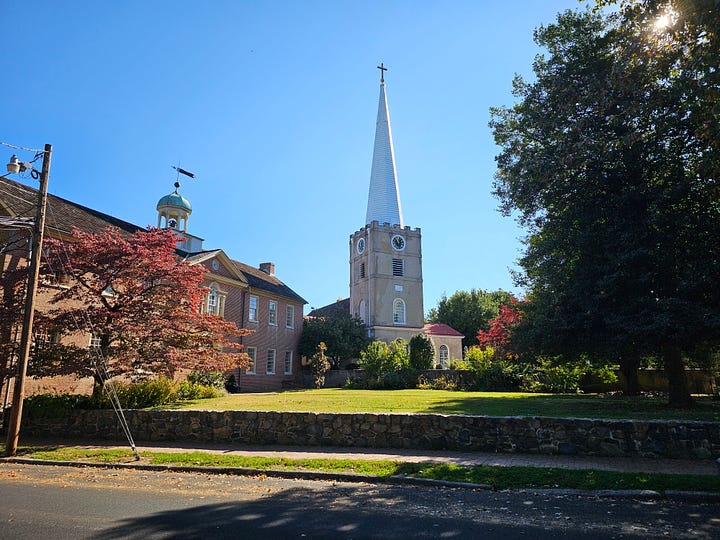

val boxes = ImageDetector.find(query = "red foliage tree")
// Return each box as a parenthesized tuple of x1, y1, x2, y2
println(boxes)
(33, 227, 250, 393)
(0, 268, 28, 381)
(476, 300, 522, 354)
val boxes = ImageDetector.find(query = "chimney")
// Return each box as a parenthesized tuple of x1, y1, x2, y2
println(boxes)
(259, 262, 275, 276)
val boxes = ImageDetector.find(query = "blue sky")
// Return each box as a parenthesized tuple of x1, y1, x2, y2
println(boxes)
(3, 0, 584, 314)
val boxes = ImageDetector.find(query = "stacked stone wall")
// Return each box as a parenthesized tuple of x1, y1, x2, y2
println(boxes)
(21, 410, 719, 460)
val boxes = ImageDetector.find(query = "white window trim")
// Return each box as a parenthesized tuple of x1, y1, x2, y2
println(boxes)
(286, 305, 295, 329)
(439, 344, 449, 369)
(248, 295, 258, 322)
(266, 349, 276, 375)
(246, 347, 256, 375)
(203, 283, 226, 317)
(89, 333, 102, 349)
(393, 298, 406, 325)
(268, 300, 278, 326)
(284, 351, 293, 375)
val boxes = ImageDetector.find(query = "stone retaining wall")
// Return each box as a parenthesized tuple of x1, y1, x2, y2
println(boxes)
(22, 410, 720, 460)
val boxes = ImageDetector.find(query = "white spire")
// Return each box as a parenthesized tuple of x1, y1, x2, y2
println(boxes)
(365, 76, 403, 227)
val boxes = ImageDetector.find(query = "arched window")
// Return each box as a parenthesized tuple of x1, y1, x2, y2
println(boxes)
(203, 283, 225, 317)
(393, 298, 406, 325)
(439, 345, 449, 368)
(207, 286, 218, 314)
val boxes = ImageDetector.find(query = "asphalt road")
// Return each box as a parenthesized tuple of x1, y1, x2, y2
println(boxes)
(0, 464, 718, 539)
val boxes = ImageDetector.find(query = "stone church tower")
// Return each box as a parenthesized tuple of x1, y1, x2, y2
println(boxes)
(349, 67, 424, 342)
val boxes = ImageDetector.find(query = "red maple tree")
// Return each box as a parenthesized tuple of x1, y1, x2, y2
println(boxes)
(32, 227, 250, 393)
(0, 268, 29, 381)
(476, 300, 522, 353)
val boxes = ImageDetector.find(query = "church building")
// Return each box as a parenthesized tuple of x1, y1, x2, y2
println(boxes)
(313, 67, 464, 365)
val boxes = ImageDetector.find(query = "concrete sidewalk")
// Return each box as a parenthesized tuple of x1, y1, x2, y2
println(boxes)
(23, 438, 719, 477)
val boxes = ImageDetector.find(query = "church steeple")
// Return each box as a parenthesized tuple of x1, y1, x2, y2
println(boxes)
(365, 64, 403, 228)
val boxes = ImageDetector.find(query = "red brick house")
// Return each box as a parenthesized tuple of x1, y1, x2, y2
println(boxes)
(0, 176, 306, 394)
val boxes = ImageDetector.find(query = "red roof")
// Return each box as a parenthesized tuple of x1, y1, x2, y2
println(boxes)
(423, 323, 464, 337)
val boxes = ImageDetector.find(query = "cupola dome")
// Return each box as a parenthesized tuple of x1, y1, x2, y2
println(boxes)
(157, 182, 192, 231)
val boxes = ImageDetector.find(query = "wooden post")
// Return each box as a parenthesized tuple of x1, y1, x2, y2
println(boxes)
(5, 143, 52, 456)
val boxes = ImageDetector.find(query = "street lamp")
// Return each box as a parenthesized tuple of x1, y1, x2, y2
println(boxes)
(6, 154, 41, 177)
(3, 143, 52, 456)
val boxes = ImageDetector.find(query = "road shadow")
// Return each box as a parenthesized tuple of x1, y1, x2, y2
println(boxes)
(87, 484, 656, 540)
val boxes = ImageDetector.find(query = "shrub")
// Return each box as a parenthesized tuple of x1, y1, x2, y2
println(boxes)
(23, 393, 95, 419)
(448, 359, 471, 370)
(409, 334, 434, 370)
(102, 377, 177, 408)
(187, 370, 225, 389)
(465, 346, 495, 370)
(417, 374, 459, 391)
(224, 374, 240, 393)
(461, 346, 523, 391)
(177, 380, 223, 400)
(358, 340, 415, 389)
(309, 342, 331, 388)
(360, 341, 394, 380)
(520, 358, 583, 393)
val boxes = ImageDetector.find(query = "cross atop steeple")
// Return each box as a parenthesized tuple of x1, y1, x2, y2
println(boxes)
(377, 63, 387, 83)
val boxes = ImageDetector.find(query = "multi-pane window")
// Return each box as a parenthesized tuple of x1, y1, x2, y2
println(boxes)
(89, 333, 102, 349)
(286, 305, 295, 329)
(393, 298, 406, 325)
(207, 286, 218, 314)
(392, 259, 404, 277)
(439, 345, 449, 368)
(203, 284, 225, 317)
(268, 301, 277, 325)
(284, 351, 293, 375)
(34, 331, 50, 349)
(266, 349, 276, 374)
(248, 295, 258, 322)
(245, 347, 256, 375)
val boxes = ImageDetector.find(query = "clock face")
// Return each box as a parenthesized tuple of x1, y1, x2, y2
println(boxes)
(356, 237, 365, 255)
(391, 235, 406, 251)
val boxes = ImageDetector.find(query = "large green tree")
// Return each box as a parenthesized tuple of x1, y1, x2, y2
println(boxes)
(490, 1, 720, 406)
(299, 313, 369, 369)
(426, 289, 515, 349)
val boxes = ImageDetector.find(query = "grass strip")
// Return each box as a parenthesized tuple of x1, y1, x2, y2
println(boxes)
(13, 446, 720, 494)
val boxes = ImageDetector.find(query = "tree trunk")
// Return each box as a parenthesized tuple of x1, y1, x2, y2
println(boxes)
(664, 346, 693, 407)
(91, 375, 104, 402)
(619, 354, 641, 396)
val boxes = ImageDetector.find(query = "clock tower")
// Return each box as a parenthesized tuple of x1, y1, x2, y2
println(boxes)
(349, 66, 424, 342)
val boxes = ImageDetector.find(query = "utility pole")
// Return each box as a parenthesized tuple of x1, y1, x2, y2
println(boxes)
(5, 143, 52, 456)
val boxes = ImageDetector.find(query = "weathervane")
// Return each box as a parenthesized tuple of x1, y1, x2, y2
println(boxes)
(171, 163, 196, 190)
(377, 63, 387, 83)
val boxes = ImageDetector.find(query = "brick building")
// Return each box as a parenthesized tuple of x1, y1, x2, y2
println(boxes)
(0, 176, 305, 395)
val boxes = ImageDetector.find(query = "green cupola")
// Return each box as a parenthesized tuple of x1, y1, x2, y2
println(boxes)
(157, 181, 192, 232)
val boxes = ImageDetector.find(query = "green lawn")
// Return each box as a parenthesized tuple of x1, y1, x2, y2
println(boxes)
(170, 388, 720, 422)
(10, 446, 720, 494)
